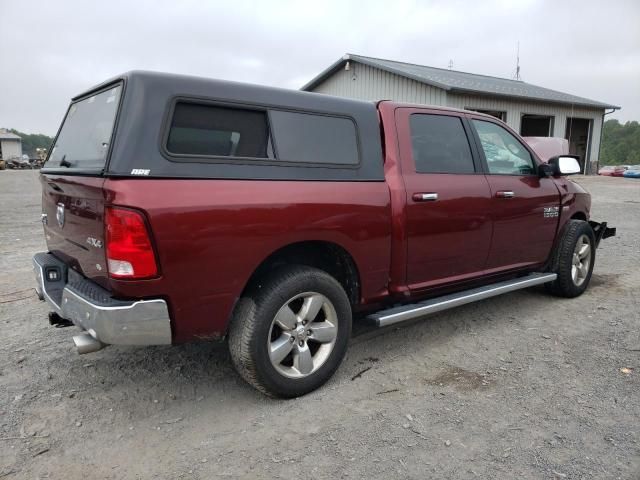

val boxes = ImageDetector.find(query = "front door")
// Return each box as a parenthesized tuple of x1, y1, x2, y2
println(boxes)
(469, 117, 561, 272)
(397, 108, 493, 291)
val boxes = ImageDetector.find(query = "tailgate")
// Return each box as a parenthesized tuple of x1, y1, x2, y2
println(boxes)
(41, 174, 109, 289)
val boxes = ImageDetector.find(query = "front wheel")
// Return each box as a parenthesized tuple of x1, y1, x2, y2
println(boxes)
(546, 220, 596, 298)
(228, 265, 352, 397)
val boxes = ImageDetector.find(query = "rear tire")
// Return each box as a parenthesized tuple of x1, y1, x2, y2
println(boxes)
(228, 265, 352, 397)
(546, 220, 596, 298)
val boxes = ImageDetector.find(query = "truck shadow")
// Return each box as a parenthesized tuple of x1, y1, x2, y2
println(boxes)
(48, 285, 557, 405)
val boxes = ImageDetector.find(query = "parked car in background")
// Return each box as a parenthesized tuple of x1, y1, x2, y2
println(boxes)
(611, 165, 630, 177)
(33, 71, 616, 397)
(622, 166, 640, 178)
(598, 165, 615, 176)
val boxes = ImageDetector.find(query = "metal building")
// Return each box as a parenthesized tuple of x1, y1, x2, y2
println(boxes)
(0, 129, 22, 161)
(302, 54, 620, 172)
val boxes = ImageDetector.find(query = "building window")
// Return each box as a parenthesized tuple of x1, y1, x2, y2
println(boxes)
(409, 114, 476, 174)
(520, 114, 554, 137)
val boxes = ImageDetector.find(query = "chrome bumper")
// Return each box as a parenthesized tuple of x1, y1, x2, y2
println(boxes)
(33, 252, 172, 346)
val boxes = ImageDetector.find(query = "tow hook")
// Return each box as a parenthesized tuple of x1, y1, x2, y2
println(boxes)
(589, 221, 616, 248)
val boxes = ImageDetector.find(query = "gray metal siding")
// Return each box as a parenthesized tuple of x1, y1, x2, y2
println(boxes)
(0, 139, 22, 159)
(311, 64, 604, 166)
(313, 62, 447, 106)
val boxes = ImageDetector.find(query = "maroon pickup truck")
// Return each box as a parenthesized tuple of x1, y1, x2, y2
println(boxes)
(33, 71, 615, 397)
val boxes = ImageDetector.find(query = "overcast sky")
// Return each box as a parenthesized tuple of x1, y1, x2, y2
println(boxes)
(1, 0, 638, 135)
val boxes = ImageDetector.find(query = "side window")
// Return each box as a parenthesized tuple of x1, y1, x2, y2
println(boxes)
(472, 119, 535, 175)
(409, 114, 475, 174)
(269, 110, 359, 165)
(166, 102, 270, 158)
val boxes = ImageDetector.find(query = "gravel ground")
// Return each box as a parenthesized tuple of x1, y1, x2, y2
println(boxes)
(0, 171, 638, 479)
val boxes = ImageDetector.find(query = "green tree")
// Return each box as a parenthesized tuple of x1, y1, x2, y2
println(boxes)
(7, 129, 54, 158)
(600, 119, 640, 166)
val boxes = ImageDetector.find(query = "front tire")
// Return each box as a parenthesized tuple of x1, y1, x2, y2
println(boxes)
(546, 220, 596, 298)
(228, 265, 352, 397)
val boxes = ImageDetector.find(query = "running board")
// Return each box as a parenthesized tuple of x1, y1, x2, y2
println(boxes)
(368, 272, 557, 328)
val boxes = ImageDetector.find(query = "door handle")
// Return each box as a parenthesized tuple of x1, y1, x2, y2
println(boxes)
(495, 191, 515, 199)
(413, 193, 438, 202)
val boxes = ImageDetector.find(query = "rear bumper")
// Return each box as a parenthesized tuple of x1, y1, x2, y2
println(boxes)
(33, 252, 172, 346)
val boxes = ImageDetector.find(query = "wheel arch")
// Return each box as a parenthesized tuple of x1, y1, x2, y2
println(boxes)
(239, 240, 361, 307)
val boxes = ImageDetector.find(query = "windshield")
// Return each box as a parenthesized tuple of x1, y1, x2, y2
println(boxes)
(46, 84, 122, 169)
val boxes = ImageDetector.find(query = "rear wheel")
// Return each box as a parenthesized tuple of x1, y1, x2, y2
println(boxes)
(546, 220, 596, 298)
(228, 265, 352, 397)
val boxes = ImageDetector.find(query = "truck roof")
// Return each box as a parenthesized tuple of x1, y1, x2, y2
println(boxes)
(74, 71, 498, 122)
(377, 100, 499, 120)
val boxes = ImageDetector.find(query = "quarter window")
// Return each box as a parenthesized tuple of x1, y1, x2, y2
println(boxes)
(166, 103, 270, 158)
(472, 119, 535, 175)
(409, 114, 475, 174)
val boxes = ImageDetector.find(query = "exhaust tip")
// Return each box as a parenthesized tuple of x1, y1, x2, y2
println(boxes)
(73, 332, 105, 355)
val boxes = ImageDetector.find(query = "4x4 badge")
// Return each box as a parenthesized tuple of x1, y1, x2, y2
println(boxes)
(86, 237, 103, 248)
(56, 203, 65, 228)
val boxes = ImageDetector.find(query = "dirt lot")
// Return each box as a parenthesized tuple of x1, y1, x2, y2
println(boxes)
(0, 171, 638, 479)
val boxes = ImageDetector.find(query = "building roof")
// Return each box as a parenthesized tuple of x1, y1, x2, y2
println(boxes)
(0, 130, 21, 141)
(302, 54, 620, 110)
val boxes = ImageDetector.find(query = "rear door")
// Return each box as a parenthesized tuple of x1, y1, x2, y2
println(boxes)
(468, 117, 560, 272)
(396, 108, 493, 291)
(40, 83, 123, 288)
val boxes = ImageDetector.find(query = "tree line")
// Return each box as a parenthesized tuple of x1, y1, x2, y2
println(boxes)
(7, 129, 54, 158)
(600, 119, 640, 166)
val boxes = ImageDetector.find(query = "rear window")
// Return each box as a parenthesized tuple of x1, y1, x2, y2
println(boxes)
(166, 103, 270, 158)
(269, 111, 359, 165)
(410, 114, 475, 174)
(47, 84, 122, 170)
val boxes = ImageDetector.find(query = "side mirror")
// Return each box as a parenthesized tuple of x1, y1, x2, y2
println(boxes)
(548, 155, 581, 176)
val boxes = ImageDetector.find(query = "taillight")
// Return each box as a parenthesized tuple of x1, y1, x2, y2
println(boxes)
(105, 207, 158, 279)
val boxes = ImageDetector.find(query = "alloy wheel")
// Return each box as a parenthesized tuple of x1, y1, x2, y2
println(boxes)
(571, 234, 592, 287)
(268, 292, 338, 378)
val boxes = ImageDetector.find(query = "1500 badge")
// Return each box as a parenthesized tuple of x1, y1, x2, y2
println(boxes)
(543, 206, 560, 218)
